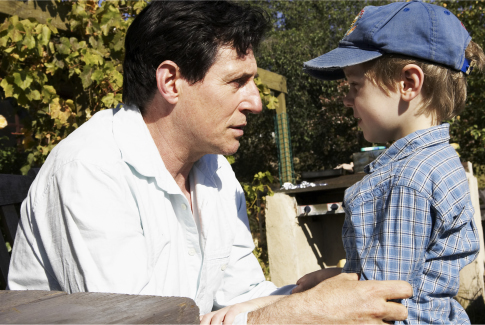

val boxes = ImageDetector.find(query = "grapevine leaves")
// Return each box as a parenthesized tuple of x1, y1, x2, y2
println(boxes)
(0, 1, 137, 173)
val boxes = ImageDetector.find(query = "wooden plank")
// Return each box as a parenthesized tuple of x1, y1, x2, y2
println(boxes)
(1, 205, 19, 244)
(0, 175, 34, 206)
(0, 0, 69, 31)
(257, 68, 287, 93)
(0, 291, 200, 324)
(0, 291, 66, 311)
(276, 92, 287, 114)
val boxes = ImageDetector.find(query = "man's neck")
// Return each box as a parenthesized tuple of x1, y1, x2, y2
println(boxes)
(143, 101, 201, 205)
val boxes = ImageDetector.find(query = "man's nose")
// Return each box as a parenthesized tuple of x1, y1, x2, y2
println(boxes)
(243, 81, 263, 114)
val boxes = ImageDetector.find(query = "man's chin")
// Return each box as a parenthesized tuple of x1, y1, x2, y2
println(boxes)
(219, 143, 240, 156)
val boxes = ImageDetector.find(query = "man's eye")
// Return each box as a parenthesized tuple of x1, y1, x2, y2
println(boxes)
(232, 78, 246, 88)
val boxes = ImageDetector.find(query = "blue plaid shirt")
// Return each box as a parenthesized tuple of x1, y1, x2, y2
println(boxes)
(342, 124, 479, 324)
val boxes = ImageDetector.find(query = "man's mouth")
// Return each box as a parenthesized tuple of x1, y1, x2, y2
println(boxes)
(231, 123, 246, 130)
(230, 124, 246, 136)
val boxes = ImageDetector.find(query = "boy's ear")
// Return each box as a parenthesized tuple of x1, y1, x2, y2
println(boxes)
(155, 60, 182, 105)
(399, 64, 424, 102)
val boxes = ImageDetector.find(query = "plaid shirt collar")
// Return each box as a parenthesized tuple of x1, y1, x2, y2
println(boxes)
(365, 123, 451, 174)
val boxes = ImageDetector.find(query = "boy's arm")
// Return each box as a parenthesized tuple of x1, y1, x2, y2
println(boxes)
(292, 268, 342, 293)
(343, 185, 479, 323)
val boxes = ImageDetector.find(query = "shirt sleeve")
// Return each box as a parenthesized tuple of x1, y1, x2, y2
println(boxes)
(342, 185, 479, 324)
(8, 160, 150, 294)
(343, 185, 432, 281)
(212, 181, 278, 310)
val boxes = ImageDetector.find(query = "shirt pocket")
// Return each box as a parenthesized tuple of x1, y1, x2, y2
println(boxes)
(205, 250, 231, 295)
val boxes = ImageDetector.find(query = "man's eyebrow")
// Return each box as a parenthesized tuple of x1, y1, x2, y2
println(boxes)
(227, 72, 257, 80)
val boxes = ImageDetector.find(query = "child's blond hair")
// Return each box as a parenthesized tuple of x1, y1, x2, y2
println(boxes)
(363, 40, 485, 123)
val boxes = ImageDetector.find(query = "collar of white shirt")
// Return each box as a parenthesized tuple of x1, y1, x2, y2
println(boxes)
(112, 104, 221, 194)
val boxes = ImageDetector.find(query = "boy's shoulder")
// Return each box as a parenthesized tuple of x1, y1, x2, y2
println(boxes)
(394, 141, 465, 190)
(346, 134, 468, 213)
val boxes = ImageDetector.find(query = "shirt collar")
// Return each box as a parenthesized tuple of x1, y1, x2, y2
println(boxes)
(365, 123, 451, 174)
(112, 105, 222, 194)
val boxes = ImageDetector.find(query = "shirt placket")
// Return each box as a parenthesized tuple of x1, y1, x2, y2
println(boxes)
(174, 194, 203, 299)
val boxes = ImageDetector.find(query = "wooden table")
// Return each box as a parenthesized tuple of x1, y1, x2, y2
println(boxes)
(0, 290, 199, 324)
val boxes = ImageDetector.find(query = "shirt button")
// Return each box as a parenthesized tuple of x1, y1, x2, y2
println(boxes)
(221, 264, 227, 271)
(181, 203, 187, 210)
(188, 248, 195, 256)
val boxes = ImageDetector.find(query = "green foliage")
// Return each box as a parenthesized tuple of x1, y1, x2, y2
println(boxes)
(242, 171, 274, 280)
(0, 0, 148, 174)
(255, 77, 278, 110)
(0, 136, 25, 174)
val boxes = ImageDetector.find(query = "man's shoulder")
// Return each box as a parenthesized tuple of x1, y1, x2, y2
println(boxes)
(49, 109, 122, 169)
(33, 109, 123, 191)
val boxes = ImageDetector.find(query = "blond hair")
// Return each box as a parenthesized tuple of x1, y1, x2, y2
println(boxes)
(362, 40, 485, 123)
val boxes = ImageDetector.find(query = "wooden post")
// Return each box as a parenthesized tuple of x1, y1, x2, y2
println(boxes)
(257, 68, 294, 184)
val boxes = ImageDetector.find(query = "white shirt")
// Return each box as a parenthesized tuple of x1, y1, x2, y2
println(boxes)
(8, 105, 278, 316)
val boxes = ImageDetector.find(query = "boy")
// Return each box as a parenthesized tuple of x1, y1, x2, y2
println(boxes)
(301, 1, 483, 324)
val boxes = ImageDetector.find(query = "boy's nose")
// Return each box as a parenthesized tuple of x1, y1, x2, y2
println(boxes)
(343, 93, 353, 107)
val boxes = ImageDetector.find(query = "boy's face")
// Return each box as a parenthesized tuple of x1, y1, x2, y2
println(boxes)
(343, 64, 403, 143)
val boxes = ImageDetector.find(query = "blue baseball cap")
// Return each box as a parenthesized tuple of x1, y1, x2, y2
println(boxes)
(303, 1, 472, 80)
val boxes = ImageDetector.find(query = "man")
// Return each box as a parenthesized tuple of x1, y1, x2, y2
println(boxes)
(8, 2, 411, 323)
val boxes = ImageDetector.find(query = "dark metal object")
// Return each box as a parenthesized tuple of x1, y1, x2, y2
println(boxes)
(301, 169, 343, 181)
(0, 173, 39, 290)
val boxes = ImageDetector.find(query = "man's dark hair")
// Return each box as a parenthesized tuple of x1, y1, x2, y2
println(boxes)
(123, 1, 270, 114)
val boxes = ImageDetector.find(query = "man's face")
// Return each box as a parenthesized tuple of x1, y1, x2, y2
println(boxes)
(177, 47, 262, 157)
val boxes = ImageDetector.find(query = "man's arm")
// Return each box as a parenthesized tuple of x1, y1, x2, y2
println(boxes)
(212, 180, 278, 311)
(9, 160, 149, 293)
(248, 273, 412, 324)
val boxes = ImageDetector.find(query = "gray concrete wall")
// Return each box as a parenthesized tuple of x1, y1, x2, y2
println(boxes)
(266, 193, 345, 286)
(455, 168, 485, 308)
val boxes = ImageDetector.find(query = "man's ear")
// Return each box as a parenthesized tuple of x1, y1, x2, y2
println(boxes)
(156, 61, 182, 105)
(399, 64, 424, 102)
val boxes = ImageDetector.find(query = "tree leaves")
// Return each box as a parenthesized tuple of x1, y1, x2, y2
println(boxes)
(0, 1, 138, 173)
(13, 72, 33, 90)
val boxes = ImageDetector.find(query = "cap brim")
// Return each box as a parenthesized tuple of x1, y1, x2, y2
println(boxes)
(303, 47, 383, 80)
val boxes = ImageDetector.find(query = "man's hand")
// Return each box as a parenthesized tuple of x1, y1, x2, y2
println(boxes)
(292, 268, 342, 294)
(248, 273, 412, 324)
